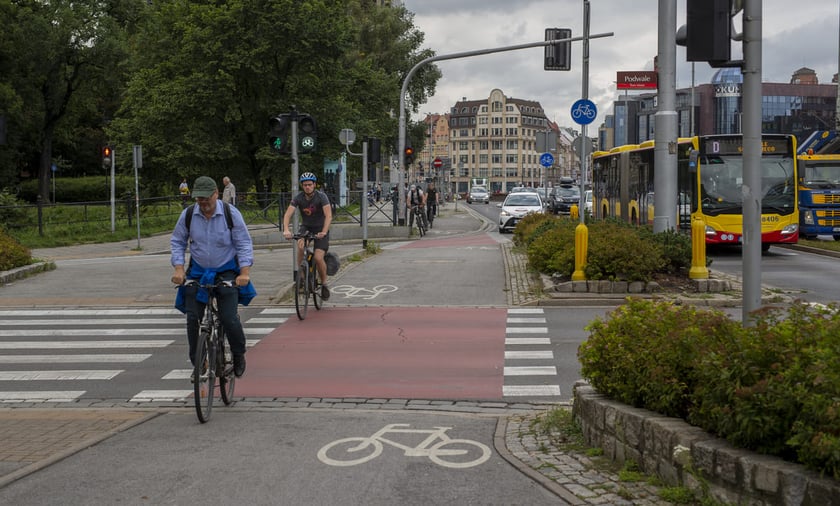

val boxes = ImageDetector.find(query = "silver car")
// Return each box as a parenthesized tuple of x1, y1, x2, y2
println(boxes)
(498, 192, 544, 233)
(467, 186, 490, 204)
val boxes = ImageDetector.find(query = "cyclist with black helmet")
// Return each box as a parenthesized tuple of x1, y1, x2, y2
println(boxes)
(282, 172, 333, 300)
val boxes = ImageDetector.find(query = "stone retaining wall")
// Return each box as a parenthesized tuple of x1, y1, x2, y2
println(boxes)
(573, 382, 840, 506)
(547, 277, 732, 294)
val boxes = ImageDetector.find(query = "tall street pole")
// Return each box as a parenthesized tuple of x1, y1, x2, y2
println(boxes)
(579, 0, 590, 225)
(741, 0, 763, 321)
(653, 0, 678, 233)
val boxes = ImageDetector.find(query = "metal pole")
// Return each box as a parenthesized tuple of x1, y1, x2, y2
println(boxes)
(653, 0, 678, 233)
(690, 62, 696, 136)
(741, 0, 763, 322)
(579, 0, 591, 225)
(110, 149, 116, 233)
(362, 140, 369, 248)
(290, 107, 300, 278)
(133, 145, 142, 250)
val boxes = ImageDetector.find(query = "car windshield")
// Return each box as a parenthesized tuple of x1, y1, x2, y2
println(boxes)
(555, 187, 579, 197)
(505, 194, 541, 206)
(471, 187, 487, 194)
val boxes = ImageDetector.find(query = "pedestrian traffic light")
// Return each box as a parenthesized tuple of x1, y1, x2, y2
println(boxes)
(268, 114, 291, 154)
(298, 114, 317, 153)
(404, 144, 415, 166)
(102, 146, 112, 168)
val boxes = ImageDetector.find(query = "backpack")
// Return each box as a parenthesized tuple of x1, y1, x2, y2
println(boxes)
(184, 201, 234, 233)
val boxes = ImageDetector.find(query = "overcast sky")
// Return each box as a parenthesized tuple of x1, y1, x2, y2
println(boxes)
(402, 0, 839, 130)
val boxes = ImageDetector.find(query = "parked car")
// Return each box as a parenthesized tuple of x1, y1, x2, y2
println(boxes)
(498, 191, 544, 233)
(548, 185, 581, 215)
(467, 186, 490, 204)
(584, 190, 593, 215)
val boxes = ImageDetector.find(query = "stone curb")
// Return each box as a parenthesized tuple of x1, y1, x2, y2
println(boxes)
(0, 261, 56, 286)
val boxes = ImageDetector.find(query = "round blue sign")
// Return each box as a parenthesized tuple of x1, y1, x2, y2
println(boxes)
(539, 153, 554, 168)
(570, 99, 597, 125)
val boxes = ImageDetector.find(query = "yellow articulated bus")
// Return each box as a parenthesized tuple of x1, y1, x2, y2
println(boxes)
(591, 134, 799, 249)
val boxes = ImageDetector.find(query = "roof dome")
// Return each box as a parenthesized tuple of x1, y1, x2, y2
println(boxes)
(710, 67, 743, 85)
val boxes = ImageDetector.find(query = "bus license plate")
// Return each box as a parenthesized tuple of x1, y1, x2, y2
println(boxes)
(833, 227, 840, 232)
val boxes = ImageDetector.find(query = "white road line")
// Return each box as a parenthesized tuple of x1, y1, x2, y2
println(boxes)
(0, 318, 183, 326)
(505, 337, 551, 345)
(507, 308, 544, 314)
(0, 370, 122, 381)
(243, 327, 275, 335)
(244, 318, 287, 324)
(0, 391, 86, 402)
(504, 366, 557, 376)
(0, 354, 151, 363)
(506, 317, 547, 324)
(505, 351, 554, 360)
(130, 390, 192, 402)
(0, 340, 174, 349)
(0, 328, 182, 337)
(505, 327, 548, 334)
(162, 369, 192, 380)
(503, 385, 562, 397)
(0, 309, 181, 316)
(245, 339, 260, 347)
(259, 308, 296, 314)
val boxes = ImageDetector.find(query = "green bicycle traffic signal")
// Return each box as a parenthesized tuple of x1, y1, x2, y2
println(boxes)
(267, 113, 317, 154)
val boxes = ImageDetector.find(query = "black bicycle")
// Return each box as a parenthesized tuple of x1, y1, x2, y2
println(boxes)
(184, 279, 236, 423)
(292, 232, 323, 320)
(411, 204, 428, 237)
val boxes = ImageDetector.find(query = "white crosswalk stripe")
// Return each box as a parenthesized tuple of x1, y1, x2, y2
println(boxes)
(0, 307, 282, 403)
(503, 308, 561, 398)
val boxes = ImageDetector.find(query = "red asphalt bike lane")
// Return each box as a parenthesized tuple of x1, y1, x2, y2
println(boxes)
(236, 307, 508, 399)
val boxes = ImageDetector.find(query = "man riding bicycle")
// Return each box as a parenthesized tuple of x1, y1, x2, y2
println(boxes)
(407, 184, 426, 229)
(170, 176, 255, 378)
(283, 172, 333, 300)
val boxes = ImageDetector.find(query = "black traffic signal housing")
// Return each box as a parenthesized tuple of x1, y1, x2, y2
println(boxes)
(297, 114, 317, 153)
(404, 143, 415, 166)
(102, 146, 113, 168)
(680, 0, 741, 66)
(544, 28, 572, 71)
(268, 114, 291, 154)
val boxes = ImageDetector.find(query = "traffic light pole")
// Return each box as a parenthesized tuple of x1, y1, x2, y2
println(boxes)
(110, 149, 116, 233)
(397, 31, 613, 226)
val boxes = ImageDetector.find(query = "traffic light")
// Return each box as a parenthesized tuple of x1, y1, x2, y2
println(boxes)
(367, 137, 381, 163)
(679, 0, 742, 66)
(404, 143, 415, 166)
(544, 28, 572, 71)
(297, 114, 317, 153)
(268, 114, 290, 154)
(102, 146, 112, 168)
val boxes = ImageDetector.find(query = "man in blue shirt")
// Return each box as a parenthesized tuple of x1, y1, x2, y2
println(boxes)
(170, 176, 254, 377)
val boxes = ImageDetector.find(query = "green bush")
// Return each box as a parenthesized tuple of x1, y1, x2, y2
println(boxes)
(18, 176, 138, 203)
(0, 228, 33, 271)
(526, 219, 578, 275)
(584, 221, 665, 281)
(579, 299, 840, 480)
(0, 189, 32, 229)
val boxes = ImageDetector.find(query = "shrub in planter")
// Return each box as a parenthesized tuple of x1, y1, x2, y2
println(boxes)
(0, 229, 33, 271)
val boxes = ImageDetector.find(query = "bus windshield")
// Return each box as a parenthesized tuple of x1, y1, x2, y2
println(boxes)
(801, 161, 840, 189)
(700, 155, 795, 214)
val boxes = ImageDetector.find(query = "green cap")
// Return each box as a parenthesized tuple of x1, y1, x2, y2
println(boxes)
(192, 176, 217, 198)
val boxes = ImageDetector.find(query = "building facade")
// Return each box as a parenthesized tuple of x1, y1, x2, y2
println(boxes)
(600, 67, 838, 149)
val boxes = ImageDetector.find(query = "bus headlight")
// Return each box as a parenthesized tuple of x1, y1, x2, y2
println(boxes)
(705, 225, 717, 237)
(803, 213, 815, 225)
(782, 224, 798, 235)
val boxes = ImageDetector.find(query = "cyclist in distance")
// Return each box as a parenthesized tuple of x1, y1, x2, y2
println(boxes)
(282, 172, 333, 300)
(170, 176, 255, 378)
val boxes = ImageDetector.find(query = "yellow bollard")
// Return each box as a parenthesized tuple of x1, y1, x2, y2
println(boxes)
(572, 222, 588, 281)
(689, 217, 709, 279)
(570, 204, 579, 221)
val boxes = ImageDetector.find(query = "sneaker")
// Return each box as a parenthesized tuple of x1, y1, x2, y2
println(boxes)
(233, 354, 246, 378)
(321, 284, 331, 300)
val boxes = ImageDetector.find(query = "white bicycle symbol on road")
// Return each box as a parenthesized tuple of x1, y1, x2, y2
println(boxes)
(317, 423, 491, 468)
(330, 284, 398, 300)
(571, 102, 596, 120)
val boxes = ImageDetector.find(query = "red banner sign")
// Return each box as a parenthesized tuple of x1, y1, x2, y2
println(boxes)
(616, 71, 658, 90)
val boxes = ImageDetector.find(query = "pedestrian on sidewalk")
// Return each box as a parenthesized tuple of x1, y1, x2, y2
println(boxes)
(179, 178, 190, 207)
(222, 176, 236, 205)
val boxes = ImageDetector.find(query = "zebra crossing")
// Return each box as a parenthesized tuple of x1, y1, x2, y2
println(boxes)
(503, 308, 562, 398)
(0, 307, 292, 403)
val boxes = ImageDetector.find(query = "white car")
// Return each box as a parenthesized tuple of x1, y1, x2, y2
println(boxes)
(584, 190, 593, 215)
(498, 191, 544, 233)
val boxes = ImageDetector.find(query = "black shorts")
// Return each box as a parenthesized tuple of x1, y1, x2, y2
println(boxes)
(299, 226, 329, 252)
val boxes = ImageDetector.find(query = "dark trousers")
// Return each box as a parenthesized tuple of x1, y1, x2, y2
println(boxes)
(183, 272, 247, 365)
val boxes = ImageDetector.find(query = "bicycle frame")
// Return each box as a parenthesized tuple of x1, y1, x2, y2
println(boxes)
(292, 232, 322, 319)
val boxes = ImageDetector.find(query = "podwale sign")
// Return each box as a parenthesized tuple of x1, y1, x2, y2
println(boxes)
(616, 71, 658, 90)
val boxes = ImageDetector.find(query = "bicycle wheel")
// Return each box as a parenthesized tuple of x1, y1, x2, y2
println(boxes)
(193, 329, 215, 423)
(294, 261, 309, 320)
(218, 326, 235, 406)
(418, 212, 427, 236)
(312, 266, 323, 310)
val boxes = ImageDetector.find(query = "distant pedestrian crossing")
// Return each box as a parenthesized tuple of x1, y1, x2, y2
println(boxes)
(0, 307, 292, 403)
(503, 308, 562, 399)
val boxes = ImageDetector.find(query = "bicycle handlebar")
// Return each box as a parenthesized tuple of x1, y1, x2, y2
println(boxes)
(182, 279, 235, 289)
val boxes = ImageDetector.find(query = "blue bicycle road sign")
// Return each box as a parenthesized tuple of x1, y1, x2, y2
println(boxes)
(570, 99, 597, 125)
(539, 152, 554, 168)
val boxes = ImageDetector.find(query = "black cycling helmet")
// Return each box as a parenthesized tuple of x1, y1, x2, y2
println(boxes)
(300, 172, 317, 182)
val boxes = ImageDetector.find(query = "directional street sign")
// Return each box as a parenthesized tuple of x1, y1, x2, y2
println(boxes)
(570, 99, 597, 126)
(539, 152, 554, 168)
